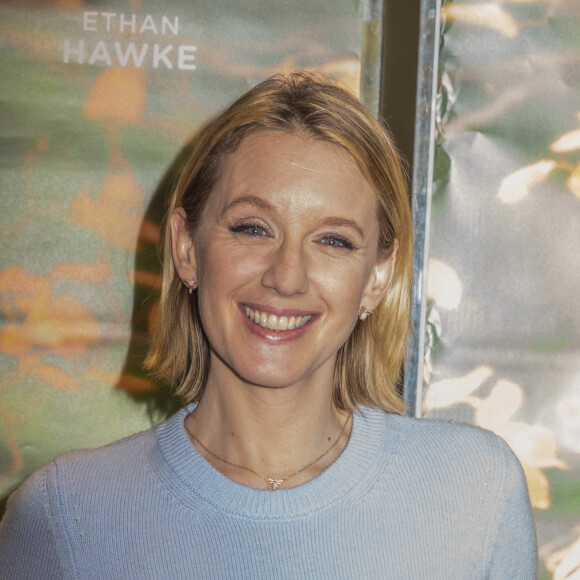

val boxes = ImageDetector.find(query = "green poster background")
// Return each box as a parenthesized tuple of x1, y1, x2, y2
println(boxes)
(0, 0, 371, 508)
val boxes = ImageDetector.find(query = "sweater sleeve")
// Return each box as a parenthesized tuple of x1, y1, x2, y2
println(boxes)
(486, 443, 538, 579)
(0, 466, 66, 579)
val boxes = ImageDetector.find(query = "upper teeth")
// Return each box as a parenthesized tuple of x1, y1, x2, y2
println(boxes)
(244, 307, 312, 331)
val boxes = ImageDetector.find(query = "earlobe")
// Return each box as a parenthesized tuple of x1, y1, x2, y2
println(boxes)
(170, 208, 197, 282)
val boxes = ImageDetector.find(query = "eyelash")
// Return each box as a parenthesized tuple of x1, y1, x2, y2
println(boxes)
(318, 234, 356, 251)
(229, 222, 269, 237)
(229, 222, 356, 251)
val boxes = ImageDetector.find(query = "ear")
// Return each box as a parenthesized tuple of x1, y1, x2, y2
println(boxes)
(361, 239, 399, 312)
(170, 207, 197, 283)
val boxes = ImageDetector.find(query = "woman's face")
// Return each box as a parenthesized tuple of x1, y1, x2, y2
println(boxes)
(172, 131, 395, 392)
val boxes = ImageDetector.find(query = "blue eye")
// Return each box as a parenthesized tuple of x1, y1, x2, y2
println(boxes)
(320, 235, 355, 250)
(229, 223, 268, 237)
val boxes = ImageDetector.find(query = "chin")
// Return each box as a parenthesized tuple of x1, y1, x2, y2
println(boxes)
(240, 356, 336, 393)
(239, 366, 307, 390)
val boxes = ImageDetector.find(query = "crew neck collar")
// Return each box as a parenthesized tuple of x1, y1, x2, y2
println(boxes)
(152, 406, 401, 520)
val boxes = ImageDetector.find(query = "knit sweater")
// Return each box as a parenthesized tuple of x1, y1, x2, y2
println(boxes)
(0, 407, 537, 579)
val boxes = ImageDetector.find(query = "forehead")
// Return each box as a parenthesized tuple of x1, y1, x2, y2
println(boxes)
(207, 130, 377, 217)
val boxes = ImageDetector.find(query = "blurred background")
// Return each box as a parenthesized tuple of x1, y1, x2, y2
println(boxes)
(0, 1, 578, 577)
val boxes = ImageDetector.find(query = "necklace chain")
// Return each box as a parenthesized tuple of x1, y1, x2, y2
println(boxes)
(185, 413, 352, 490)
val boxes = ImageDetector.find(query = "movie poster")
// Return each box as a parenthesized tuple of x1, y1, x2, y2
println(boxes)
(0, 0, 377, 505)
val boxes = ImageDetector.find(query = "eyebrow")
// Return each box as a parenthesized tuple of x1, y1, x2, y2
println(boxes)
(220, 195, 274, 219)
(322, 217, 364, 238)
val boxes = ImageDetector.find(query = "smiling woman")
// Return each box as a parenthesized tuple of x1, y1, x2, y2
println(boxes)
(0, 73, 536, 579)
(151, 73, 413, 417)
(169, 130, 399, 411)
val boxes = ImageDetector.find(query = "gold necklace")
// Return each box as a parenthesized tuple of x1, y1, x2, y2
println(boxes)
(185, 413, 352, 490)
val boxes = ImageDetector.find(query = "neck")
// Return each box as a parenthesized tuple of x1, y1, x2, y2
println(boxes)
(184, 366, 351, 489)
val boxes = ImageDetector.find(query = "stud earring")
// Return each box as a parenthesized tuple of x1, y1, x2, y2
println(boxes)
(358, 307, 373, 321)
(184, 279, 197, 294)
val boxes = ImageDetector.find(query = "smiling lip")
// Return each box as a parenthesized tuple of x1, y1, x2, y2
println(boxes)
(241, 304, 315, 332)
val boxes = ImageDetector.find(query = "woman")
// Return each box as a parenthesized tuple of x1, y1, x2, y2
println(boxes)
(0, 73, 536, 578)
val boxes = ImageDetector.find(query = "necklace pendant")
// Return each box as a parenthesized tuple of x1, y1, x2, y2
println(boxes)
(267, 478, 284, 490)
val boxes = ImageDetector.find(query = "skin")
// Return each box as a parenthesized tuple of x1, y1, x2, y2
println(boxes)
(171, 131, 397, 489)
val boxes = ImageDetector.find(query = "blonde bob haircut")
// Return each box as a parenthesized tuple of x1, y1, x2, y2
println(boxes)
(146, 71, 413, 414)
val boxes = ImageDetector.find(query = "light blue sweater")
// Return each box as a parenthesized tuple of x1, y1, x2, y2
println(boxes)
(0, 407, 537, 579)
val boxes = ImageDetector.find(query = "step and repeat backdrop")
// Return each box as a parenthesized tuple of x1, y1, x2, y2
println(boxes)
(0, 0, 372, 506)
(424, 1, 580, 578)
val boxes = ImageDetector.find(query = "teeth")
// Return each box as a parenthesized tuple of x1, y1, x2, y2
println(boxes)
(244, 307, 312, 331)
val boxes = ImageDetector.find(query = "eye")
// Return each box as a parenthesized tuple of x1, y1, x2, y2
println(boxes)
(229, 221, 269, 237)
(318, 235, 356, 251)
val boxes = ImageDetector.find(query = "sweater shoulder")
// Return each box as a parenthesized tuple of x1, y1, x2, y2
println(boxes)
(52, 423, 154, 471)
(36, 413, 182, 500)
(0, 467, 67, 579)
(380, 412, 524, 483)
(387, 412, 513, 451)
(3, 424, 157, 509)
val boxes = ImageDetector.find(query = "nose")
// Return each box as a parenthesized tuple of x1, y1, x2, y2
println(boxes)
(261, 237, 309, 296)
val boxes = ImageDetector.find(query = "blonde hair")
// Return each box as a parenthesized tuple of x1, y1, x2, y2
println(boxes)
(145, 72, 413, 414)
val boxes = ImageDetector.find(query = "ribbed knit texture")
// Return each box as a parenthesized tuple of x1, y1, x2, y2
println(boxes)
(0, 407, 537, 579)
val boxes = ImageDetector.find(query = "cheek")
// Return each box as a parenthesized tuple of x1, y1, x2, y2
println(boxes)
(197, 241, 267, 295)
(311, 259, 370, 308)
